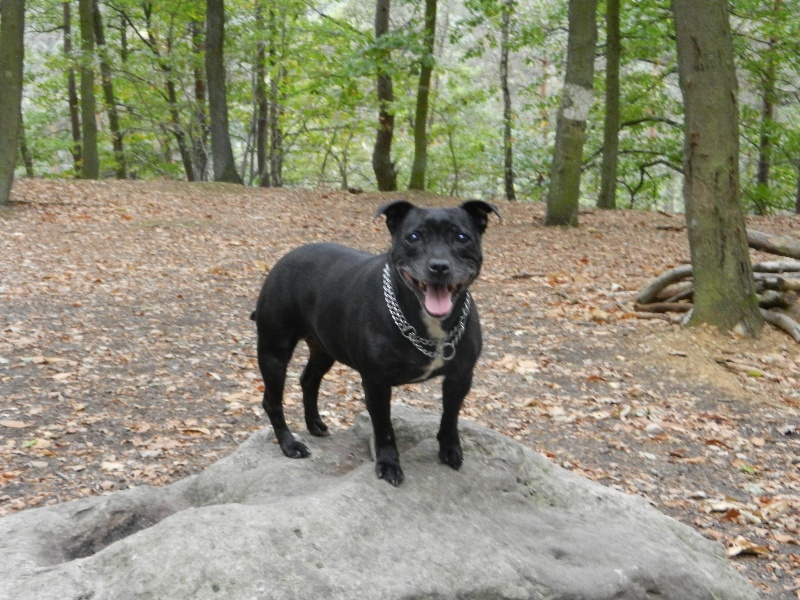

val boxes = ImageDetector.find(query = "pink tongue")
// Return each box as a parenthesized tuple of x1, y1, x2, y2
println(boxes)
(424, 285, 453, 317)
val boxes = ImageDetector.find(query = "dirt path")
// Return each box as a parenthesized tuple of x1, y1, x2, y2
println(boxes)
(1, 179, 798, 597)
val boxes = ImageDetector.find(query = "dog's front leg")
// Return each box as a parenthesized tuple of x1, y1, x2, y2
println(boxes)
(361, 376, 403, 486)
(437, 372, 472, 470)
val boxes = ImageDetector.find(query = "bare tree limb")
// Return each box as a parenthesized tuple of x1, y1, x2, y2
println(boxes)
(635, 264, 693, 304)
(760, 309, 800, 343)
(634, 302, 692, 313)
(748, 230, 800, 260)
(752, 260, 800, 273)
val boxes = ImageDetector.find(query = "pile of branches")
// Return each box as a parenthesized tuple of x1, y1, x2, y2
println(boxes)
(635, 230, 800, 342)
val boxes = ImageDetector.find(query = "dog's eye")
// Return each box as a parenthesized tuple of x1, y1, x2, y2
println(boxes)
(455, 232, 470, 243)
(406, 231, 421, 243)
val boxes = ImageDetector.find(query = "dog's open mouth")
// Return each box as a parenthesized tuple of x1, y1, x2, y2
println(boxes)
(401, 271, 462, 318)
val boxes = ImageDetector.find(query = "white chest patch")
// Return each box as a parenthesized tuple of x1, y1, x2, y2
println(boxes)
(414, 313, 447, 381)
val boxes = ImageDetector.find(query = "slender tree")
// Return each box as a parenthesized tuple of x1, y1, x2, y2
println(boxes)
(255, 3, 269, 186)
(372, 0, 398, 191)
(136, 5, 195, 181)
(754, 48, 775, 215)
(672, 0, 762, 336)
(78, 0, 100, 179)
(597, 0, 620, 209)
(252, 4, 284, 187)
(500, 0, 515, 201)
(545, 0, 598, 226)
(408, 0, 438, 190)
(206, 0, 243, 184)
(266, 7, 285, 187)
(93, 0, 126, 179)
(0, 0, 25, 206)
(191, 19, 209, 180)
(63, 2, 82, 173)
(796, 161, 800, 214)
(19, 114, 35, 177)
(753, 0, 782, 215)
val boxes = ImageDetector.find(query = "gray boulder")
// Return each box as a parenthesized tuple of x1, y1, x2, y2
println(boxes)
(0, 405, 757, 600)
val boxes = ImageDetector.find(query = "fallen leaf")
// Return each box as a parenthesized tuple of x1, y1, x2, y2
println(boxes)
(773, 533, 798, 545)
(726, 536, 770, 558)
(0, 420, 31, 429)
(704, 438, 729, 448)
(761, 499, 791, 521)
(182, 427, 211, 436)
(708, 500, 747, 513)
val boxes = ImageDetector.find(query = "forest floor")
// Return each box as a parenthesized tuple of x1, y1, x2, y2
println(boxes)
(1, 179, 799, 597)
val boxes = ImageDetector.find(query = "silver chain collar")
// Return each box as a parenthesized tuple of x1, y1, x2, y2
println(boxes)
(382, 263, 470, 361)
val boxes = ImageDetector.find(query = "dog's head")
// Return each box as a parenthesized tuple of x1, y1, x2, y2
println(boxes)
(375, 200, 500, 319)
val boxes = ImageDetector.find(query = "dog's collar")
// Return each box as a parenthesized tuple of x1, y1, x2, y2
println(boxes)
(382, 263, 470, 361)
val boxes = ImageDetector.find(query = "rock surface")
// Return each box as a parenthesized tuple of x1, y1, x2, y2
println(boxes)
(0, 405, 757, 600)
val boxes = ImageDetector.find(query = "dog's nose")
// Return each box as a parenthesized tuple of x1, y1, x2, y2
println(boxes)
(428, 260, 450, 276)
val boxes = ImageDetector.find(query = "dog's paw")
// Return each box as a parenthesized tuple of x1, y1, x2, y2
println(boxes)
(280, 438, 311, 459)
(375, 460, 404, 486)
(306, 418, 330, 438)
(439, 444, 463, 470)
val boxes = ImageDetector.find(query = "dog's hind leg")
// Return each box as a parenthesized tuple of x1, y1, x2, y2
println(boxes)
(300, 339, 335, 437)
(258, 340, 310, 459)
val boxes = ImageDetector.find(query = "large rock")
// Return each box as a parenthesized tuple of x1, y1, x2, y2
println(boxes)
(1, 405, 757, 600)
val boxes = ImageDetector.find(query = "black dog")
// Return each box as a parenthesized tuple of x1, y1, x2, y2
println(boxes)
(251, 200, 499, 486)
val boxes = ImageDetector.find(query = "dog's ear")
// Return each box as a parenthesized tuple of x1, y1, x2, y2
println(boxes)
(460, 200, 501, 234)
(374, 200, 416, 234)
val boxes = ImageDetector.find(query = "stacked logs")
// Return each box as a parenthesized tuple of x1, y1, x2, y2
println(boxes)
(635, 230, 800, 342)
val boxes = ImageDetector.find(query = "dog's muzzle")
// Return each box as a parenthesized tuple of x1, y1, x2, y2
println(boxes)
(399, 265, 468, 318)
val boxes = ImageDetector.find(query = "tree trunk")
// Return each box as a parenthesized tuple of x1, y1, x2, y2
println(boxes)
(143, 7, 195, 182)
(19, 113, 35, 177)
(795, 160, 800, 214)
(754, 16, 778, 215)
(754, 0, 783, 215)
(119, 13, 128, 62)
(545, 0, 598, 226)
(255, 3, 269, 187)
(408, 0, 438, 190)
(0, 0, 25, 206)
(755, 63, 774, 210)
(266, 8, 284, 188)
(190, 19, 209, 181)
(597, 0, 620, 209)
(63, 2, 82, 174)
(672, 0, 762, 336)
(167, 78, 196, 182)
(206, 0, 243, 184)
(372, 0, 397, 191)
(500, 0, 515, 201)
(78, 0, 100, 179)
(92, 0, 126, 179)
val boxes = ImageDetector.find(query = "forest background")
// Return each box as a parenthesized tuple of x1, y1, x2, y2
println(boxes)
(7, 0, 800, 214)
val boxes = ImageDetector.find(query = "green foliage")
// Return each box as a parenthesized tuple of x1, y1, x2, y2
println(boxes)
(734, 0, 800, 213)
(16, 0, 800, 211)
